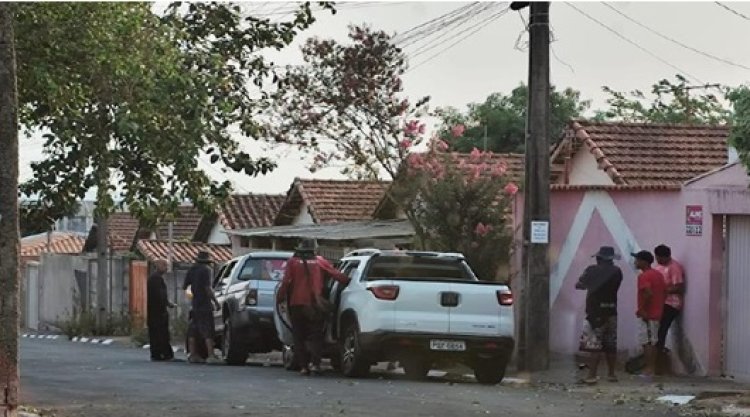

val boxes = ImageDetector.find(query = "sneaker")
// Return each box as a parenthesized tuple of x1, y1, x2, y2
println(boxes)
(300, 368, 310, 376)
(206, 356, 224, 365)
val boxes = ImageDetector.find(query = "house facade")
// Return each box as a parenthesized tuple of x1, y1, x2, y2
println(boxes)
(512, 120, 750, 378)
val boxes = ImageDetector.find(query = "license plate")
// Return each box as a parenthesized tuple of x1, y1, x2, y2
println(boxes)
(429, 340, 466, 351)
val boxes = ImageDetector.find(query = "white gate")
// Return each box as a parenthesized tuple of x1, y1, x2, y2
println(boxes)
(25, 261, 40, 331)
(726, 216, 750, 380)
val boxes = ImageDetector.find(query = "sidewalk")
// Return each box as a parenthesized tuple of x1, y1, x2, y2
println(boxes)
(507, 353, 750, 416)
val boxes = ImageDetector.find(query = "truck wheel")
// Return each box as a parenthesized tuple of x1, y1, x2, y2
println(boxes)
(340, 321, 370, 377)
(473, 357, 507, 385)
(283, 345, 300, 371)
(402, 357, 430, 380)
(222, 318, 249, 366)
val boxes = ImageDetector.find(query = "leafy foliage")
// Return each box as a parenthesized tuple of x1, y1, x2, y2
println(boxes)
(404, 141, 518, 281)
(268, 25, 429, 180)
(15, 2, 330, 226)
(594, 75, 732, 125)
(435, 85, 590, 154)
(728, 86, 750, 172)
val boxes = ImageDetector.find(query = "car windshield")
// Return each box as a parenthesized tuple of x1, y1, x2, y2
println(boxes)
(237, 258, 287, 281)
(365, 255, 475, 281)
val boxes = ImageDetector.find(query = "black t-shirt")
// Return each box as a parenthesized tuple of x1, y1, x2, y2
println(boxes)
(183, 263, 213, 312)
(578, 262, 623, 319)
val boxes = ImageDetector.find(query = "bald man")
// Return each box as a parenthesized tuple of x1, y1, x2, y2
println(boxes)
(147, 259, 176, 361)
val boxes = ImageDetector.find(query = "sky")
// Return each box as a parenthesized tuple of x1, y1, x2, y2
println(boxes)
(18, 1, 750, 198)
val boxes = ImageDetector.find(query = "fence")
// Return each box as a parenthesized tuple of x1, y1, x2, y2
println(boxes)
(22, 253, 130, 331)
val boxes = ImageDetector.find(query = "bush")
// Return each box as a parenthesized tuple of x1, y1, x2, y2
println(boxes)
(57, 310, 132, 339)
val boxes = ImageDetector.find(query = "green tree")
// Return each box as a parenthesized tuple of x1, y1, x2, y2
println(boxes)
(16, 2, 330, 225)
(595, 75, 732, 125)
(728, 86, 750, 172)
(435, 84, 590, 154)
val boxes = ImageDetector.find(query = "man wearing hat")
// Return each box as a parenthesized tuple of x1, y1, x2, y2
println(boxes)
(277, 239, 351, 375)
(575, 246, 623, 384)
(183, 251, 221, 364)
(631, 250, 667, 378)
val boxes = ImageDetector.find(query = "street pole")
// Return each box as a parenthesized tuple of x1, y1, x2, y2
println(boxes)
(0, 4, 20, 416)
(513, 0, 551, 372)
(96, 215, 109, 330)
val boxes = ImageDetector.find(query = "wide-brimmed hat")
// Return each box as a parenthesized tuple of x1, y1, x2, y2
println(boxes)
(592, 246, 616, 260)
(295, 238, 317, 253)
(195, 251, 213, 264)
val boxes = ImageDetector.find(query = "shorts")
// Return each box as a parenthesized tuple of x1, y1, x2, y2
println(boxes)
(579, 316, 617, 353)
(639, 319, 659, 346)
(189, 309, 215, 340)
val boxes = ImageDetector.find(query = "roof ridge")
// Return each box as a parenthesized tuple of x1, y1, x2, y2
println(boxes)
(571, 121, 627, 185)
(573, 118, 731, 130)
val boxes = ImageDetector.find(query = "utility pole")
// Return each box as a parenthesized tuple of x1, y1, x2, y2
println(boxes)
(0, 3, 20, 416)
(512, 0, 551, 372)
(95, 215, 109, 330)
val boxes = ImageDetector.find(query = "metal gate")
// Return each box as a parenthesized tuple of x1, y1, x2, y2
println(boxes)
(129, 260, 149, 328)
(726, 216, 750, 380)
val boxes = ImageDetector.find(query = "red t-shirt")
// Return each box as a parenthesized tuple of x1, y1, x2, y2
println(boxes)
(276, 256, 350, 307)
(637, 268, 667, 321)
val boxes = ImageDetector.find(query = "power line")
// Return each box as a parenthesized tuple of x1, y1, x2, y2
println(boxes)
(392, 3, 480, 45)
(565, 2, 703, 84)
(408, 6, 511, 73)
(603, 2, 750, 71)
(396, 3, 486, 48)
(715, 1, 750, 21)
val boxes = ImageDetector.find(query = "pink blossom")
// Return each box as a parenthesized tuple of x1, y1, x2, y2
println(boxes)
(504, 182, 519, 196)
(469, 165, 482, 181)
(407, 153, 425, 169)
(436, 139, 449, 152)
(451, 124, 466, 138)
(491, 163, 507, 178)
(399, 139, 413, 150)
(474, 223, 490, 237)
(404, 120, 420, 136)
(469, 147, 482, 162)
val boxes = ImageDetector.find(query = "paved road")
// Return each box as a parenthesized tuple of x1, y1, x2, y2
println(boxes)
(21, 339, 682, 417)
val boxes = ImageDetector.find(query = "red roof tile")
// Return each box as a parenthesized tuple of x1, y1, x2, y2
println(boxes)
(156, 206, 204, 240)
(219, 194, 286, 230)
(553, 120, 730, 186)
(136, 240, 233, 264)
(105, 212, 142, 253)
(275, 179, 389, 225)
(21, 232, 86, 257)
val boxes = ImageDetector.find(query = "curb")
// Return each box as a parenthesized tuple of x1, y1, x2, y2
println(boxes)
(23, 333, 115, 346)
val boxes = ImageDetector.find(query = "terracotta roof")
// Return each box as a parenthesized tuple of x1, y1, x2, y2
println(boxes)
(21, 232, 87, 257)
(552, 120, 730, 186)
(219, 194, 286, 230)
(84, 212, 142, 253)
(275, 179, 389, 226)
(136, 240, 233, 264)
(550, 184, 682, 191)
(156, 206, 204, 241)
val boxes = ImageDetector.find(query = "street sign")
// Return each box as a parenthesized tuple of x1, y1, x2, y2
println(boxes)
(530, 221, 549, 244)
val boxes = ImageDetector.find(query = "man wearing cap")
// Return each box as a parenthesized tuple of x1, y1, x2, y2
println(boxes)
(576, 246, 623, 384)
(632, 250, 667, 377)
(277, 239, 351, 376)
(653, 244, 685, 353)
(183, 251, 221, 364)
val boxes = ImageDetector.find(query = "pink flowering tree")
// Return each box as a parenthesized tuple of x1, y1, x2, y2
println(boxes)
(267, 25, 429, 180)
(405, 131, 519, 281)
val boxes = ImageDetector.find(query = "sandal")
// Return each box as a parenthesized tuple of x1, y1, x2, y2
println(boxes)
(583, 377, 599, 385)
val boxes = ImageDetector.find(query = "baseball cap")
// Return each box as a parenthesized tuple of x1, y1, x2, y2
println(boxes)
(630, 250, 654, 264)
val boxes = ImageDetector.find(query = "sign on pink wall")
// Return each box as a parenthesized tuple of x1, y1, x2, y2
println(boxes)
(686, 205, 704, 236)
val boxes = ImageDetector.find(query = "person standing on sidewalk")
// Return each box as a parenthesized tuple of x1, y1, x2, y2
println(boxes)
(576, 246, 623, 384)
(277, 239, 350, 376)
(147, 259, 176, 361)
(653, 244, 685, 353)
(183, 251, 221, 364)
(632, 250, 667, 378)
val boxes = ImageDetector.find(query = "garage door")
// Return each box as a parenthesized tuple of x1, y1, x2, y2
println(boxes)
(726, 216, 750, 380)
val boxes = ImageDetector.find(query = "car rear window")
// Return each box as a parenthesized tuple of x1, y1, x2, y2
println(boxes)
(364, 256, 475, 281)
(237, 258, 287, 281)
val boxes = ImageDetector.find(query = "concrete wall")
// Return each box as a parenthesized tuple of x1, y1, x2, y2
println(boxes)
(566, 148, 615, 186)
(207, 223, 231, 245)
(293, 203, 314, 225)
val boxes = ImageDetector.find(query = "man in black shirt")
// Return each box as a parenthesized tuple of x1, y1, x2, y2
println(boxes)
(576, 246, 623, 384)
(147, 259, 175, 361)
(183, 251, 221, 364)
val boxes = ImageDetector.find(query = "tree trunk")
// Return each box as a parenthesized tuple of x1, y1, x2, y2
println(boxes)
(0, 3, 20, 416)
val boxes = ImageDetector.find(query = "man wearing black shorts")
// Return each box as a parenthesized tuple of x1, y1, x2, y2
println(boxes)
(576, 246, 623, 384)
(183, 251, 221, 364)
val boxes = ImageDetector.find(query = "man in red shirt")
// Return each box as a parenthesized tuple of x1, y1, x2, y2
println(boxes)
(277, 239, 350, 375)
(631, 250, 666, 377)
(653, 244, 685, 353)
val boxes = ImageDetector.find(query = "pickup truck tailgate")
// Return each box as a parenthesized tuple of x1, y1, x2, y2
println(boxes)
(448, 283, 509, 337)
(389, 281, 450, 334)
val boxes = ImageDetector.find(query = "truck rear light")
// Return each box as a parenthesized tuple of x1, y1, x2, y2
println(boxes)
(245, 289, 258, 306)
(496, 289, 513, 306)
(369, 285, 400, 300)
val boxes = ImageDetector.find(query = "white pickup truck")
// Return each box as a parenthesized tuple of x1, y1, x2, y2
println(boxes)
(276, 249, 515, 384)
